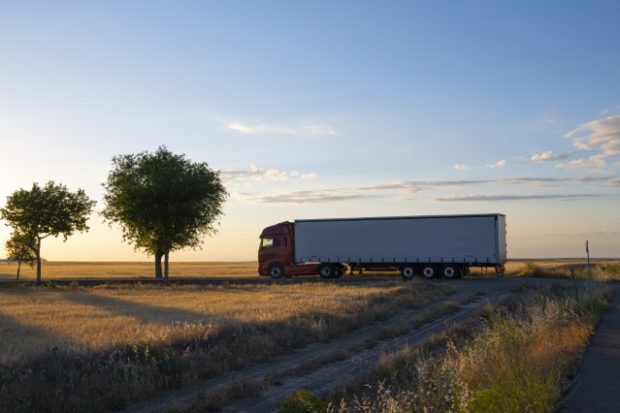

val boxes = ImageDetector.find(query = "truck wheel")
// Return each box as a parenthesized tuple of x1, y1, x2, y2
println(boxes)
(318, 264, 334, 279)
(333, 265, 345, 278)
(442, 265, 458, 279)
(400, 265, 415, 280)
(421, 265, 436, 279)
(268, 264, 284, 279)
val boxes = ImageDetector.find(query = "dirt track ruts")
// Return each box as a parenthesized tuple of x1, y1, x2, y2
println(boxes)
(121, 277, 568, 413)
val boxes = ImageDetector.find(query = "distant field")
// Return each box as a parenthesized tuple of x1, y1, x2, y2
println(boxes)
(0, 261, 258, 280)
(1, 259, 618, 281)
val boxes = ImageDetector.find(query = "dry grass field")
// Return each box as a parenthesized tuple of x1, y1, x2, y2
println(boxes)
(0, 279, 453, 412)
(2, 259, 618, 282)
(0, 261, 257, 280)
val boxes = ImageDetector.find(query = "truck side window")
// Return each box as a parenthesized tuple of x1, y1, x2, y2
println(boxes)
(261, 237, 282, 249)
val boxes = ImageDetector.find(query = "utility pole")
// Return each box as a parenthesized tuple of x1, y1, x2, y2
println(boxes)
(586, 240, 592, 297)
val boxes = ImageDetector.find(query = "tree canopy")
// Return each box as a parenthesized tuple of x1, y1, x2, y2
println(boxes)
(102, 146, 228, 278)
(0, 181, 96, 282)
(5, 231, 37, 280)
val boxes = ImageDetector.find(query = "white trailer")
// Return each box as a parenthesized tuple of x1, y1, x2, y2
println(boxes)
(293, 214, 506, 279)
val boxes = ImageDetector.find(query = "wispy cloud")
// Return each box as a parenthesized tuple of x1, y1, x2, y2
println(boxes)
(433, 193, 603, 202)
(486, 159, 507, 169)
(220, 165, 318, 183)
(227, 121, 336, 136)
(239, 189, 372, 204)
(557, 154, 607, 169)
(562, 114, 620, 167)
(453, 163, 471, 170)
(234, 175, 618, 204)
(530, 151, 572, 162)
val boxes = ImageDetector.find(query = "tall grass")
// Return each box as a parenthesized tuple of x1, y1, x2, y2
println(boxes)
(0, 281, 451, 412)
(329, 284, 612, 413)
(517, 261, 620, 281)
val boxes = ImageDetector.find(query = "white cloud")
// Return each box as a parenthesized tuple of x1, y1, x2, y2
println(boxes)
(227, 121, 336, 136)
(220, 165, 319, 183)
(238, 189, 372, 204)
(564, 114, 620, 167)
(453, 163, 471, 170)
(486, 159, 507, 169)
(557, 154, 607, 169)
(530, 151, 572, 163)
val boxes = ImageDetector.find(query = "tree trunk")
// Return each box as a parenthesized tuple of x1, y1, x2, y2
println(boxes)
(155, 252, 163, 279)
(35, 239, 42, 284)
(16, 261, 21, 281)
(164, 252, 169, 279)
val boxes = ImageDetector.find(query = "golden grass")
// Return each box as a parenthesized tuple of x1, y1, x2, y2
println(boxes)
(329, 284, 613, 413)
(0, 280, 452, 412)
(0, 280, 449, 363)
(0, 261, 258, 280)
(2, 259, 618, 282)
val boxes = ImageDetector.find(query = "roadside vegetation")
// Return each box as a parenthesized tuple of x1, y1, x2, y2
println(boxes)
(317, 283, 612, 413)
(517, 261, 620, 281)
(0, 279, 451, 412)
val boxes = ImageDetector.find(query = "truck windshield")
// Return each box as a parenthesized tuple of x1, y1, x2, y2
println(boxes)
(260, 238, 281, 249)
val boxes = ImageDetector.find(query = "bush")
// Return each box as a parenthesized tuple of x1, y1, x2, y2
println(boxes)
(518, 262, 545, 277)
(278, 390, 327, 413)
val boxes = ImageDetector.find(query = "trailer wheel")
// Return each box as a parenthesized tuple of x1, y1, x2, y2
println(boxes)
(421, 265, 436, 279)
(442, 265, 459, 279)
(333, 265, 345, 278)
(319, 264, 335, 279)
(400, 265, 415, 280)
(268, 264, 284, 279)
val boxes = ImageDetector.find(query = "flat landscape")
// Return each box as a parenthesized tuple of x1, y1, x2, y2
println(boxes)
(1, 260, 618, 412)
(1, 259, 618, 281)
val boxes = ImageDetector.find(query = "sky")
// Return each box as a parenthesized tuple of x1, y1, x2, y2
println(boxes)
(0, 0, 619, 261)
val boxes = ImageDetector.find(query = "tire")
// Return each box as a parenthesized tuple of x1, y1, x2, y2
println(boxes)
(442, 265, 459, 279)
(333, 265, 345, 278)
(268, 264, 284, 279)
(319, 264, 335, 279)
(421, 265, 436, 279)
(400, 265, 415, 280)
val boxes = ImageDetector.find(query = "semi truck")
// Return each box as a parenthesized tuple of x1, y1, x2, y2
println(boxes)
(258, 214, 506, 279)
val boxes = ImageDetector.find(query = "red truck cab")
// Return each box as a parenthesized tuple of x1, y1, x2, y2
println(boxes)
(258, 221, 318, 278)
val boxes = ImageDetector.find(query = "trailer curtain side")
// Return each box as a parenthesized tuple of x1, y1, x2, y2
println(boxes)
(294, 214, 505, 265)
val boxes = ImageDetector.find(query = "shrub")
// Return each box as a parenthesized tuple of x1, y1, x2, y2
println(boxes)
(278, 390, 327, 413)
(518, 262, 545, 277)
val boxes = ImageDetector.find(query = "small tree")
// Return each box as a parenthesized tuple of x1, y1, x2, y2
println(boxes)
(0, 182, 96, 283)
(102, 146, 228, 279)
(5, 231, 37, 280)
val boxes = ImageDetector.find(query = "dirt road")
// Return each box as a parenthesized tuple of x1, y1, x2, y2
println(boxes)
(121, 277, 568, 413)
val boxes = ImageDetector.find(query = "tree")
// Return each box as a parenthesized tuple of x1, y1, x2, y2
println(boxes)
(5, 231, 37, 280)
(0, 182, 96, 283)
(102, 146, 228, 279)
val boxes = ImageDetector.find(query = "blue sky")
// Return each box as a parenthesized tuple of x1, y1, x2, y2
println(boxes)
(1, 1, 619, 260)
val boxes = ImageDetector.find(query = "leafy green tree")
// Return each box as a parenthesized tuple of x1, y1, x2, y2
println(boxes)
(5, 231, 37, 280)
(102, 146, 228, 279)
(0, 182, 96, 283)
